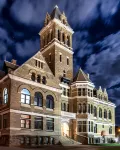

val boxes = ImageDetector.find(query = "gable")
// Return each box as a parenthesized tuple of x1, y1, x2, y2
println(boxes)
(12, 51, 60, 88)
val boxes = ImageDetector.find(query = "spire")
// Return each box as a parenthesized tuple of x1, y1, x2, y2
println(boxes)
(50, 5, 62, 20)
(73, 68, 91, 82)
(54, 5, 58, 8)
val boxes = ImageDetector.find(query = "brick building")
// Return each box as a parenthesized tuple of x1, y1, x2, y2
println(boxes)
(0, 5, 115, 146)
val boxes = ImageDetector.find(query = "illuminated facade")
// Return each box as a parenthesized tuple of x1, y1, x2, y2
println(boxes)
(0, 6, 115, 146)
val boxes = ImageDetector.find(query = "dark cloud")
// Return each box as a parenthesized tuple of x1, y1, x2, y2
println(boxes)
(0, 0, 120, 124)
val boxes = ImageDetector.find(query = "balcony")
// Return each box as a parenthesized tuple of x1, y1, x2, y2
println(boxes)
(61, 111, 76, 119)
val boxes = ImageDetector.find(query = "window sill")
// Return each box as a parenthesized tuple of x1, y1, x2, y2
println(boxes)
(46, 108, 54, 111)
(21, 103, 31, 108)
(46, 130, 54, 132)
(34, 106, 43, 110)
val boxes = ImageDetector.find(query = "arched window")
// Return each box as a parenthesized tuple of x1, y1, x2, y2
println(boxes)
(31, 73, 35, 81)
(63, 103, 66, 111)
(78, 104, 82, 113)
(34, 92, 43, 107)
(88, 104, 90, 113)
(21, 89, 30, 104)
(62, 33, 65, 44)
(3, 88, 8, 104)
(42, 76, 47, 85)
(83, 103, 87, 113)
(99, 108, 102, 118)
(94, 106, 97, 117)
(104, 109, 107, 119)
(109, 126, 112, 134)
(91, 105, 93, 114)
(58, 30, 60, 41)
(108, 110, 112, 120)
(37, 75, 41, 83)
(46, 95, 54, 109)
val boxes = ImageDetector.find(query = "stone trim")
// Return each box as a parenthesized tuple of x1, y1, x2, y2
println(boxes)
(41, 40, 74, 55)
(8, 74, 62, 94)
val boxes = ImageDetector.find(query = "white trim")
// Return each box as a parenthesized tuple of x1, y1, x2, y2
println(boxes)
(59, 83, 70, 89)
(8, 74, 62, 94)
(71, 81, 95, 88)
(41, 41, 74, 55)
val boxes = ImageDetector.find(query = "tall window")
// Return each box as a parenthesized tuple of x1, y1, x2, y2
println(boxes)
(63, 88, 66, 96)
(109, 126, 112, 134)
(63, 103, 66, 111)
(108, 110, 112, 120)
(46, 95, 54, 109)
(58, 30, 60, 41)
(88, 89, 90, 96)
(83, 121, 86, 132)
(83, 88, 86, 96)
(94, 106, 97, 117)
(91, 121, 93, 132)
(46, 118, 54, 131)
(21, 89, 30, 104)
(91, 105, 93, 114)
(89, 121, 90, 132)
(78, 104, 82, 113)
(31, 73, 35, 81)
(42, 76, 47, 84)
(94, 124, 97, 133)
(34, 92, 43, 107)
(104, 109, 107, 119)
(99, 108, 102, 118)
(78, 88, 81, 96)
(60, 54, 62, 62)
(3, 88, 8, 104)
(34, 117, 43, 130)
(83, 103, 87, 113)
(62, 33, 65, 44)
(37, 75, 41, 83)
(88, 104, 90, 113)
(67, 89, 70, 97)
(67, 57, 69, 65)
(78, 121, 82, 132)
(67, 36, 70, 46)
(21, 115, 31, 129)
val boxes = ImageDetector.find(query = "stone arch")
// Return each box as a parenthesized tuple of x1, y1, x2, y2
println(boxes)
(32, 88, 45, 100)
(29, 69, 37, 75)
(17, 84, 33, 95)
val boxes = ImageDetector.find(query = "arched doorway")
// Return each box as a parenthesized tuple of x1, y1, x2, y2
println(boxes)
(61, 122, 69, 137)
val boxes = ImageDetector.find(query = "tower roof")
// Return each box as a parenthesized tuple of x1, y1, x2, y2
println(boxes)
(73, 68, 91, 82)
(50, 5, 62, 20)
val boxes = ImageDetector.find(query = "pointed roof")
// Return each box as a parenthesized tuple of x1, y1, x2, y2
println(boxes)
(73, 68, 91, 82)
(50, 5, 62, 20)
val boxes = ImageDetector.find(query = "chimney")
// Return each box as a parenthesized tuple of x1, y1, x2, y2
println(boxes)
(11, 59, 17, 65)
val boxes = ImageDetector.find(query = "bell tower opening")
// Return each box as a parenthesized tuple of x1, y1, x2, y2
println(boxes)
(39, 5, 74, 80)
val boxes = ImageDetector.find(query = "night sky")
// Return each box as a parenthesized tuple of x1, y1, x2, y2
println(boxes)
(0, 0, 120, 125)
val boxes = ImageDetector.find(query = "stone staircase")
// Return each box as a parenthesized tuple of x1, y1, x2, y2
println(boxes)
(59, 136, 81, 146)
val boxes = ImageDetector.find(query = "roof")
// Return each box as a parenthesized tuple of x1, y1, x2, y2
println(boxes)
(50, 5, 62, 20)
(73, 68, 91, 82)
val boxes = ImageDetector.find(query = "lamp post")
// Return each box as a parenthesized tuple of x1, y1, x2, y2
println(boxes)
(117, 128, 120, 143)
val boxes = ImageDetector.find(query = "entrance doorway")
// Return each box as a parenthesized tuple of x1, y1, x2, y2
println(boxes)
(61, 122, 69, 137)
